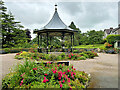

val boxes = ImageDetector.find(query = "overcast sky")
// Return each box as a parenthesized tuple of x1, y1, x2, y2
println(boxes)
(4, 0, 119, 39)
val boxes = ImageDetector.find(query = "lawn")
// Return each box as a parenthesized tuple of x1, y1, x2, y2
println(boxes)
(74, 44, 104, 48)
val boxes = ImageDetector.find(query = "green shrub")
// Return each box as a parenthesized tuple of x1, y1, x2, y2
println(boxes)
(79, 53, 89, 58)
(2, 60, 90, 89)
(56, 56, 62, 60)
(78, 56, 86, 60)
(60, 52, 66, 60)
(73, 50, 79, 53)
(83, 51, 95, 58)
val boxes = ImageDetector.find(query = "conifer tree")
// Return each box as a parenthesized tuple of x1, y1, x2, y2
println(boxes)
(0, 0, 28, 48)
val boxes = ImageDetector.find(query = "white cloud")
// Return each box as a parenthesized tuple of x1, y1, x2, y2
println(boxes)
(4, 1, 118, 39)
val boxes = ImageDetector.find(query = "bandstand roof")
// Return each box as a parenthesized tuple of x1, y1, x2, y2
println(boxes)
(34, 5, 78, 36)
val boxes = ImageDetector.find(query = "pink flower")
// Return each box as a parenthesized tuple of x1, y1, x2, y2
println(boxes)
(74, 68, 76, 70)
(58, 64, 60, 67)
(67, 69, 70, 72)
(68, 78, 70, 83)
(43, 79, 46, 83)
(60, 84, 62, 88)
(44, 74, 48, 76)
(71, 72, 73, 76)
(62, 64, 64, 66)
(43, 77, 49, 83)
(62, 79, 65, 83)
(44, 77, 46, 79)
(53, 70, 57, 73)
(58, 77, 61, 80)
(33, 68, 37, 70)
(69, 54, 71, 58)
(21, 80, 23, 83)
(63, 72, 66, 74)
(65, 75, 68, 79)
(74, 73, 76, 75)
(20, 83, 22, 86)
(21, 73, 25, 77)
(21, 51, 22, 53)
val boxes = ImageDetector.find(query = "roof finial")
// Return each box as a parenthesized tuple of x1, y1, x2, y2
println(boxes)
(55, 4, 57, 11)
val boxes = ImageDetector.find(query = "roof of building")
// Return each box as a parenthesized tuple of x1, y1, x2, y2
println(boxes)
(34, 5, 78, 34)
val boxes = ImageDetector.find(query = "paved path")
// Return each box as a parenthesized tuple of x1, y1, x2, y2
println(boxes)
(0, 53, 119, 89)
(70, 53, 118, 88)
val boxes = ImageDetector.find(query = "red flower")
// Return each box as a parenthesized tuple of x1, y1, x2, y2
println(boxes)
(33, 68, 37, 70)
(72, 66, 73, 69)
(43, 77, 49, 83)
(68, 78, 70, 83)
(59, 81, 61, 84)
(20, 78, 24, 86)
(53, 70, 57, 73)
(58, 77, 61, 80)
(71, 53, 73, 56)
(46, 79, 49, 81)
(63, 72, 66, 74)
(58, 64, 60, 67)
(21, 73, 25, 77)
(21, 51, 22, 53)
(60, 84, 63, 88)
(62, 79, 65, 83)
(67, 69, 71, 72)
(69, 54, 71, 58)
(43, 79, 46, 83)
(44, 74, 48, 76)
(31, 57, 32, 59)
(16, 53, 19, 55)
(47, 62, 51, 64)
(74, 68, 76, 70)
(71, 72, 73, 76)
(74, 73, 76, 75)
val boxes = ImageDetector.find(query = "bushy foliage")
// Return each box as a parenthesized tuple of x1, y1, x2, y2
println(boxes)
(106, 35, 120, 46)
(15, 51, 98, 61)
(2, 60, 90, 89)
(83, 51, 98, 58)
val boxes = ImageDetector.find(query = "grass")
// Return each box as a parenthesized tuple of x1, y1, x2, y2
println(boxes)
(74, 44, 104, 48)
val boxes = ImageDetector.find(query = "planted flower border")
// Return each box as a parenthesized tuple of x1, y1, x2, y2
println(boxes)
(2, 60, 91, 89)
(15, 51, 98, 61)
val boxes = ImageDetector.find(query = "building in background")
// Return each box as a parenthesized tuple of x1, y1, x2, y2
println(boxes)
(104, 24, 120, 49)
(104, 24, 120, 39)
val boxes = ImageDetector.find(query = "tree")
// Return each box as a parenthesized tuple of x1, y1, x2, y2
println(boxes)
(25, 29, 31, 43)
(106, 34, 120, 46)
(0, 0, 28, 48)
(68, 21, 81, 46)
(87, 30, 104, 45)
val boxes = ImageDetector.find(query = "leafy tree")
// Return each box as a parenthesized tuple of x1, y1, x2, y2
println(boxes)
(0, 0, 28, 48)
(25, 29, 31, 43)
(68, 21, 81, 46)
(87, 30, 104, 45)
(106, 34, 120, 46)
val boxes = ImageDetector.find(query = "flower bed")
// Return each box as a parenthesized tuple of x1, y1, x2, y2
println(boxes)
(2, 60, 90, 89)
(15, 51, 98, 61)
